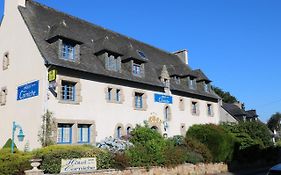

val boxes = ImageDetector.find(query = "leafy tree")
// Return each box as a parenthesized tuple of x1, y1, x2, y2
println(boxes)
(213, 87, 238, 103)
(38, 110, 55, 147)
(267, 112, 281, 132)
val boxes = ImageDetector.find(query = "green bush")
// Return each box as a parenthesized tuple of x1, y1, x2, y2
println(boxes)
(33, 145, 113, 174)
(2, 139, 17, 150)
(163, 140, 187, 167)
(185, 136, 213, 162)
(186, 124, 235, 162)
(222, 122, 273, 149)
(186, 151, 204, 164)
(0, 149, 32, 175)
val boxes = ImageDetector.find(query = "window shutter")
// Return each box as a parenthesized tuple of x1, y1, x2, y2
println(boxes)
(58, 39, 63, 59)
(75, 44, 80, 61)
(117, 56, 121, 72)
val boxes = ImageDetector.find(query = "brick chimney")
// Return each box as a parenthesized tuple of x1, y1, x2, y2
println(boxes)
(173, 49, 188, 65)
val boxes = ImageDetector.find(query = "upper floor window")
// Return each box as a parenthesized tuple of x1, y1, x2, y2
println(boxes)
(174, 76, 181, 84)
(2, 52, 9, 70)
(192, 101, 199, 115)
(132, 63, 141, 76)
(189, 78, 197, 90)
(204, 82, 210, 93)
(135, 92, 143, 109)
(57, 123, 72, 144)
(106, 87, 123, 103)
(107, 88, 113, 101)
(163, 78, 170, 88)
(116, 89, 121, 102)
(61, 42, 75, 61)
(61, 81, 76, 101)
(78, 124, 90, 144)
(106, 55, 121, 72)
(0, 87, 7, 106)
(207, 104, 213, 116)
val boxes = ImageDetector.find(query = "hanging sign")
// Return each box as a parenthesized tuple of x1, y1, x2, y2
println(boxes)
(48, 69, 57, 82)
(154, 94, 173, 104)
(17, 80, 39, 101)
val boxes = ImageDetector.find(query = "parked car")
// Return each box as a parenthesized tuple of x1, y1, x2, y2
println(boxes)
(267, 164, 281, 175)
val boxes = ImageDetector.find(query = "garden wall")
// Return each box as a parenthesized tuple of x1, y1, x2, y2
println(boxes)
(45, 163, 228, 175)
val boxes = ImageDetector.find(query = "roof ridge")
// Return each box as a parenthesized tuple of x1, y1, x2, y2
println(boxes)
(31, 0, 178, 58)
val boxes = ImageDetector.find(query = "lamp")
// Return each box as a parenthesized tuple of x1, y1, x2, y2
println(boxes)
(11, 121, 25, 153)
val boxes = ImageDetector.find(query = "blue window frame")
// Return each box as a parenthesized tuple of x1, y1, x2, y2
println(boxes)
(107, 88, 112, 101)
(132, 63, 142, 76)
(61, 81, 76, 101)
(117, 126, 122, 139)
(135, 92, 143, 109)
(78, 124, 90, 144)
(192, 102, 197, 114)
(116, 89, 121, 102)
(57, 124, 72, 144)
(62, 42, 75, 61)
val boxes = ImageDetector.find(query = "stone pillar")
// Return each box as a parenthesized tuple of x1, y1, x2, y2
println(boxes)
(25, 159, 44, 175)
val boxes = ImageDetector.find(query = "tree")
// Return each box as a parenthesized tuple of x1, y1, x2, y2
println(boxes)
(38, 110, 55, 147)
(267, 112, 281, 132)
(213, 87, 238, 103)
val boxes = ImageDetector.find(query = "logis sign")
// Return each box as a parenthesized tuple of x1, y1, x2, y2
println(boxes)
(60, 158, 97, 173)
(17, 80, 39, 101)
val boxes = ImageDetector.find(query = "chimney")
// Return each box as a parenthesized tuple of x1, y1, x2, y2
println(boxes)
(233, 101, 243, 109)
(173, 49, 188, 65)
(4, 0, 26, 16)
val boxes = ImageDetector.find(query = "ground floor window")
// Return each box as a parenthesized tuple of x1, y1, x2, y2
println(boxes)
(57, 124, 72, 144)
(78, 124, 90, 143)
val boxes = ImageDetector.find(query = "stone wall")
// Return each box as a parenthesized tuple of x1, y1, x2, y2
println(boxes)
(48, 163, 228, 175)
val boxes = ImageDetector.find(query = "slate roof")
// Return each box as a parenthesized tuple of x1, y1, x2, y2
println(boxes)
(18, 0, 218, 100)
(222, 103, 246, 117)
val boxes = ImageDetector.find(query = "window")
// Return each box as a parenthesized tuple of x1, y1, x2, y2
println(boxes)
(61, 41, 75, 61)
(164, 106, 171, 121)
(126, 127, 132, 136)
(57, 124, 72, 144)
(78, 124, 90, 143)
(61, 81, 76, 101)
(2, 52, 9, 70)
(132, 63, 142, 76)
(137, 50, 147, 60)
(189, 78, 196, 90)
(106, 55, 121, 72)
(0, 88, 7, 106)
(192, 102, 198, 115)
(107, 88, 113, 101)
(135, 92, 143, 109)
(116, 89, 121, 102)
(117, 126, 122, 139)
(204, 82, 210, 93)
(174, 76, 181, 84)
(207, 104, 213, 116)
(164, 79, 170, 88)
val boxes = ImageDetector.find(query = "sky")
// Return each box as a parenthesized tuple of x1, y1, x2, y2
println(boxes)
(0, 0, 280, 122)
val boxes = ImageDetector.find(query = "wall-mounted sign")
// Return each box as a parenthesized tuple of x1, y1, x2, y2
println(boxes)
(48, 69, 57, 82)
(154, 94, 173, 104)
(60, 158, 97, 173)
(17, 80, 39, 101)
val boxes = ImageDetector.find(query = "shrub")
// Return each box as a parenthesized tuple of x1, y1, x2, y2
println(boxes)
(129, 125, 163, 145)
(185, 136, 213, 162)
(186, 151, 204, 164)
(0, 149, 32, 175)
(222, 122, 273, 149)
(163, 141, 187, 167)
(33, 145, 112, 174)
(97, 137, 133, 153)
(112, 153, 130, 170)
(186, 124, 235, 162)
(2, 139, 17, 150)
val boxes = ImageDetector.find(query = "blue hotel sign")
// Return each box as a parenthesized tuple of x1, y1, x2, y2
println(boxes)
(17, 80, 39, 101)
(154, 94, 173, 104)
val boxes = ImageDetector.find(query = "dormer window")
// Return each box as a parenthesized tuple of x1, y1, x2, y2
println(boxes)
(163, 78, 170, 88)
(204, 82, 210, 93)
(105, 54, 121, 72)
(137, 50, 147, 60)
(189, 77, 197, 90)
(132, 62, 144, 77)
(173, 76, 181, 84)
(59, 39, 80, 62)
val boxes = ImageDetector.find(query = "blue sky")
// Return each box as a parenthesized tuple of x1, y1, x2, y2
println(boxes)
(1, 0, 280, 122)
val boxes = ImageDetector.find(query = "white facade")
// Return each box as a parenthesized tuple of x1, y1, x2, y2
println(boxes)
(0, 0, 220, 150)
